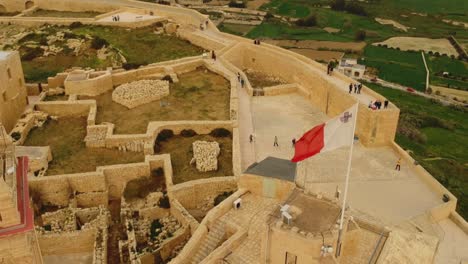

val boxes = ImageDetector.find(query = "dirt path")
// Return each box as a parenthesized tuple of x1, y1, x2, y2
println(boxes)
(247, 0, 270, 10)
(107, 199, 125, 264)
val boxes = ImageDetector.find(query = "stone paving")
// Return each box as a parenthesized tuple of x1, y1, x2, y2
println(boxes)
(220, 194, 279, 264)
(247, 93, 441, 226)
(434, 218, 468, 264)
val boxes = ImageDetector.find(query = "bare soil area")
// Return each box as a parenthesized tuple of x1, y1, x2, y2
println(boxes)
(374, 37, 458, 56)
(288, 48, 344, 62)
(264, 39, 366, 52)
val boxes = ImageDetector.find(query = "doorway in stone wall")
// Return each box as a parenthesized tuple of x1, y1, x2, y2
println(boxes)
(25, 1, 34, 9)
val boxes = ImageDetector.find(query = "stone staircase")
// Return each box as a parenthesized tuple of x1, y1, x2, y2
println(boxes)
(190, 221, 226, 264)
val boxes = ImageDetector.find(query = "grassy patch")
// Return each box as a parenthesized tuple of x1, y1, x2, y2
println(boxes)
(18, 25, 203, 82)
(23, 117, 144, 175)
(80, 68, 230, 134)
(365, 82, 468, 218)
(219, 23, 255, 36)
(155, 134, 233, 184)
(361, 46, 426, 90)
(426, 56, 468, 90)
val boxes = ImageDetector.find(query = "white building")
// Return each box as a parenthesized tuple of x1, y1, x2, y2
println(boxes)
(338, 58, 366, 79)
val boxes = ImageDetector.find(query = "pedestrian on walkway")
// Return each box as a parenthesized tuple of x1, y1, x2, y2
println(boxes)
(211, 50, 216, 61)
(200, 23, 204, 30)
(349, 83, 353, 93)
(237, 72, 241, 82)
(384, 100, 389, 109)
(292, 138, 296, 147)
(395, 158, 402, 171)
(249, 134, 254, 143)
(354, 83, 358, 93)
(274, 136, 279, 147)
(357, 83, 362, 94)
(240, 78, 245, 88)
(205, 20, 209, 27)
(327, 62, 331, 75)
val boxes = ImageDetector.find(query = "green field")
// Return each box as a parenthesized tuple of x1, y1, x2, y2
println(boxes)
(366, 82, 468, 219)
(360, 46, 427, 90)
(427, 56, 468, 90)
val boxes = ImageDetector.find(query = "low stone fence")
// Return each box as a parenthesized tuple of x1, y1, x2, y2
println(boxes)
(263, 83, 299, 96)
(390, 142, 456, 221)
(65, 70, 113, 96)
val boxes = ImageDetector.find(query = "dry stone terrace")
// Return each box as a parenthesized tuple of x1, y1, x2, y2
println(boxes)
(0, 0, 465, 264)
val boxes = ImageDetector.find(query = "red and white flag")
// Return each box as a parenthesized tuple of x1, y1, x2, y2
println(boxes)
(291, 104, 358, 162)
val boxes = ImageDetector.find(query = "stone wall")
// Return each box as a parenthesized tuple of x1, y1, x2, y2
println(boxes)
(38, 229, 97, 255)
(239, 174, 295, 201)
(65, 70, 113, 96)
(0, 51, 28, 132)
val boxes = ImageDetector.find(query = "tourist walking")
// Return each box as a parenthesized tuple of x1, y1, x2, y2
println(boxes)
(274, 136, 279, 147)
(211, 50, 216, 61)
(395, 158, 402, 171)
(249, 134, 254, 143)
(357, 83, 362, 94)
(237, 72, 241, 82)
(349, 83, 353, 94)
(384, 100, 389, 109)
(240, 78, 245, 88)
(354, 83, 358, 93)
(292, 138, 296, 147)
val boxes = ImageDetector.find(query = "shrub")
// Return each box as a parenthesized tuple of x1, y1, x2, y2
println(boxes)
(11, 132, 21, 141)
(331, 0, 346, 10)
(43, 224, 52, 231)
(180, 129, 197, 137)
(69, 21, 83, 29)
(228, 0, 246, 8)
(63, 32, 78, 39)
(435, 90, 441, 95)
(295, 15, 317, 27)
(210, 128, 231, 138)
(265, 12, 274, 20)
(150, 219, 163, 240)
(426, 87, 433, 94)
(158, 195, 170, 208)
(355, 30, 366, 41)
(122, 63, 142, 70)
(91, 36, 109, 50)
(434, 52, 440, 57)
(162, 75, 173, 83)
(156, 129, 174, 142)
(345, 2, 368, 16)
(21, 47, 43, 61)
(428, 50, 433, 55)
(214, 191, 234, 206)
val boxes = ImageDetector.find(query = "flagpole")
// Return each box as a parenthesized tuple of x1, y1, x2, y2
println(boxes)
(336, 103, 358, 258)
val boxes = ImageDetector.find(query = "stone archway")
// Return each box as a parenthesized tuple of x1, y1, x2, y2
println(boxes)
(0, 5, 6, 13)
(25, 1, 34, 9)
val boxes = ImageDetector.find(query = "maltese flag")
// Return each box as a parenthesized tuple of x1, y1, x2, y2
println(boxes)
(291, 104, 358, 163)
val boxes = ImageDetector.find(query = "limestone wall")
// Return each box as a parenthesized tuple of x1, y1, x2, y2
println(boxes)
(0, 231, 41, 263)
(170, 176, 237, 210)
(222, 43, 400, 147)
(0, 51, 28, 132)
(38, 229, 97, 255)
(65, 70, 113, 96)
(239, 174, 295, 201)
(0, 0, 32, 12)
(35, 100, 95, 117)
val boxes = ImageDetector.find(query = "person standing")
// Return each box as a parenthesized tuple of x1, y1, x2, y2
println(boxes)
(292, 138, 296, 147)
(274, 136, 279, 147)
(237, 72, 241, 82)
(211, 50, 216, 61)
(384, 100, 389, 109)
(354, 83, 358, 93)
(395, 158, 402, 171)
(357, 83, 362, 94)
(349, 83, 353, 94)
(249, 134, 254, 143)
(240, 78, 245, 88)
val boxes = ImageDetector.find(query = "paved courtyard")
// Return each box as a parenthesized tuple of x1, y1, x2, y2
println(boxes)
(244, 93, 442, 226)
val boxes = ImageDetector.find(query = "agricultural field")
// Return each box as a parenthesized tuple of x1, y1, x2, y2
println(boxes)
(366, 82, 468, 219)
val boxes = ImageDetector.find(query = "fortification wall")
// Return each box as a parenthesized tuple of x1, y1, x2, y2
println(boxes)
(65, 71, 113, 96)
(170, 177, 237, 210)
(38, 229, 97, 256)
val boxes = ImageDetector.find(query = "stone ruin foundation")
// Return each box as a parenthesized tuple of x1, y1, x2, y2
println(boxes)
(191, 140, 220, 172)
(112, 79, 170, 109)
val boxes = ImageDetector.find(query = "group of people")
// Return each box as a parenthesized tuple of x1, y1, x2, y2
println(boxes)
(368, 100, 389, 110)
(349, 83, 363, 94)
(112, 15, 121, 22)
(253, 39, 261, 45)
(326, 61, 335, 75)
(249, 135, 297, 149)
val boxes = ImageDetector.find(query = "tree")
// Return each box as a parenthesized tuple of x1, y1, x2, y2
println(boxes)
(331, 0, 346, 11)
(355, 30, 366, 41)
(295, 15, 317, 27)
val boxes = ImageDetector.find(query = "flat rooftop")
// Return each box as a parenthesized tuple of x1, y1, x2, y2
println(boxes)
(285, 191, 340, 233)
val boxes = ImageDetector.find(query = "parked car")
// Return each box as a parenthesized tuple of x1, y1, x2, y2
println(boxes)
(406, 87, 415, 93)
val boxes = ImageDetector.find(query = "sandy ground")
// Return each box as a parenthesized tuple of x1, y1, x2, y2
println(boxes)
(374, 37, 458, 56)
(43, 252, 93, 264)
(97, 11, 160, 22)
(246, 93, 441, 225)
(247, 0, 270, 10)
(431, 85, 468, 101)
(375, 17, 409, 32)
(288, 48, 344, 61)
(264, 39, 366, 52)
